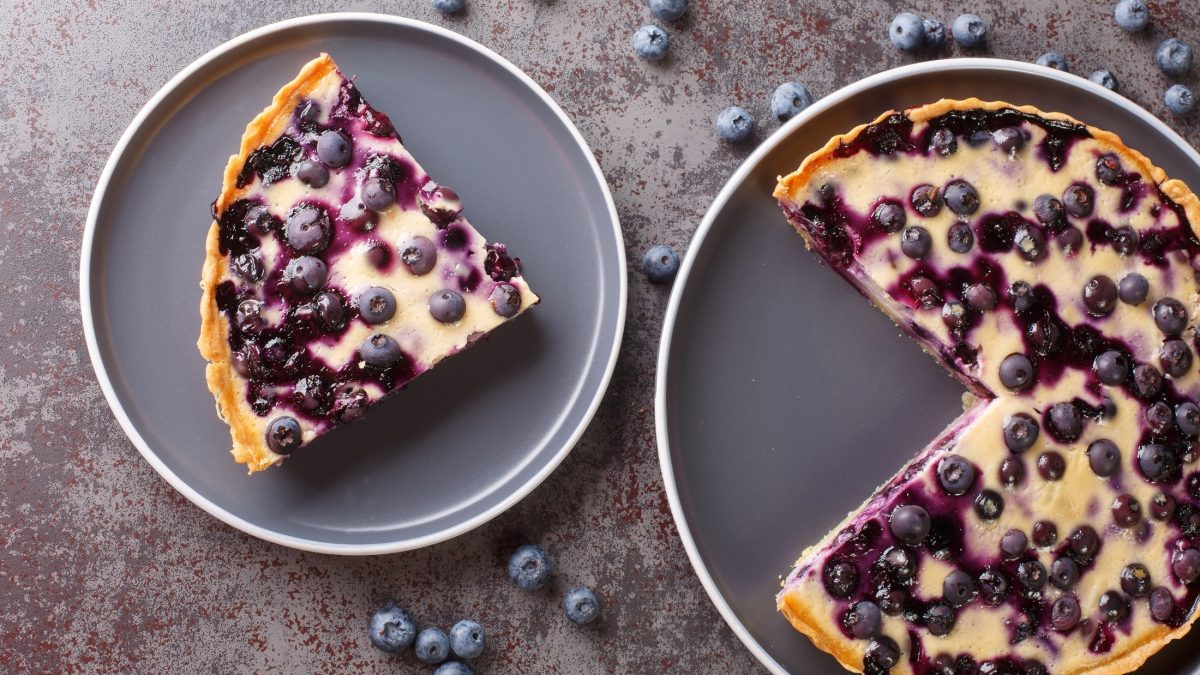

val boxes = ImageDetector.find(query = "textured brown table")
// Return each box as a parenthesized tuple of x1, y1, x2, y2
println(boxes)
(3, 1, 1198, 672)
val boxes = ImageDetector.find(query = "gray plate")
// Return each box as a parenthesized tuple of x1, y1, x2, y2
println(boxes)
(657, 59, 1200, 674)
(80, 14, 625, 554)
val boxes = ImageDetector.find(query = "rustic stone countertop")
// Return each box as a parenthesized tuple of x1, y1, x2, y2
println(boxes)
(2, 0, 1197, 672)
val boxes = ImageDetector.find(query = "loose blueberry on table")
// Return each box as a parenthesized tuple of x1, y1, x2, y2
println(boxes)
(508, 544, 553, 590)
(715, 106, 755, 143)
(643, 244, 681, 284)
(368, 603, 417, 653)
(633, 24, 670, 61)
(563, 586, 602, 625)
(198, 54, 539, 472)
(448, 619, 486, 659)
(415, 627, 450, 665)
(773, 98, 1200, 674)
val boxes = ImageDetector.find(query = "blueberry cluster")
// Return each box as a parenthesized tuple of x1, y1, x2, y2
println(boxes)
(507, 544, 603, 625)
(369, 603, 484, 674)
(887, 12, 986, 51)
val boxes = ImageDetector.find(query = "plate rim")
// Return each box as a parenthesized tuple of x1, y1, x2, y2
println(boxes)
(79, 12, 627, 555)
(654, 57, 1200, 673)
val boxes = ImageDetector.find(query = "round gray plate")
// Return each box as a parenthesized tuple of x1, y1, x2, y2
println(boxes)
(657, 59, 1200, 674)
(80, 14, 625, 553)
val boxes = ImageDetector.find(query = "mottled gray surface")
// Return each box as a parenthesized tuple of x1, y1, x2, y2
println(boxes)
(1, 1, 1197, 673)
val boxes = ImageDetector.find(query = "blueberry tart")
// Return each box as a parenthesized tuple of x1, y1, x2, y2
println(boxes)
(774, 99, 1200, 674)
(199, 55, 539, 472)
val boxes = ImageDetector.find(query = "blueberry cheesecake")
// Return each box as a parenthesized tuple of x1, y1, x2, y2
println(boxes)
(773, 99, 1200, 673)
(199, 55, 538, 472)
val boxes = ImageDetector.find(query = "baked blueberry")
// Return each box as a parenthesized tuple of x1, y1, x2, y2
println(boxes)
(844, 600, 882, 639)
(1112, 493, 1142, 527)
(314, 290, 346, 331)
(929, 128, 957, 156)
(1062, 184, 1094, 217)
(1121, 563, 1152, 597)
(1032, 520, 1058, 548)
(564, 587, 601, 625)
(316, 129, 353, 168)
(235, 299, 264, 334)
(1099, 591, 1130, 622)
(231, 252, 264, 282)
(489, 283, 522, 318)
(771, 82, 813, 121)
(338, 197, 372, 229)
(999, 353, 1035, 391)
(294, 159, 329, 188)
(430, 289, 467, 323)
(1068, 525, 1099, 563)
(944, 180, 980, 216)
(864, 637, 900, 671)
(1093, 350, 1130, 385)
(508, 544, 552, 590)
(977, 567, 1009, 606)
(1082, 275, 1118, 316)
(1017, 560, 1048, 591)
(284, 256, 328, 294)
(1033, 194, 1065, 226)
(1115, 0, 1149, 32)
(909, 276, 942, 308)
(1038, 451, 1067, 481)
(1156, 38, 1194, 77)
(874, 587, 906, 616)
(244, 204, 275, 234)
(1177, 401, 1200, 436)
(992, 126, 1025, 153)
(947, 223, 975, 254)
(284, 204, 332, 253)
(923, 19, 947, 49)
(999, 529, 1027, 559)
(1111, 226, 1139, 256)
(649, 0, 687, 21)
(1095, 153, 1123, 185)
(1173, 549, 1200, 583)
(973, 490, 1004, 520)
(633, 24, 670, 61)
(1132, 364, 1164, 399)
(1051, 557, 1079, 590)
(1165, 85, 1195, 115)
(937, 454, 975, 495)
(1138, 443, 1177, 483)
(1151, 587, 1175, 622)
(1008, 281, 1037, 313)
(1003, 413, 1040, 452)
(1150, 492, 1177, 520)
(1047, 402, 1083, 441)
(924, 602, 956, 636)
(999, 456, 1026, 487)
(1051, 596, 1081, 631)
(1153, 298, 1187, 335)
(415, 627, 450, 665)
(361, 177, 395, 212)
(358, 287, 397, 324)
(400, 236, 437, 276)
(293, 374, 327, 411)
(943, 569, 976, 607)
(871, 201, 906, 233)
(1146, 401, 1174, 434)
(888, 12, 925, 50)
(368, 604, 417, 653)
(715, 106, 754, 143)
(941, 302, 966, 329)
(965, 283, 997, 311)
(900, 226, 932, 259)
(1118, 273, 1149, 305)
(1088, 439, 1121, 477)
(889, 504, 930, 545)
(266, 416, 301, 454)
(1090, 69, 1119, 91)
(951, 14, 986, 48)
(1056, 226, 1083, 256)
(909, 184, 942, 217)
(360, 334, 402, 368)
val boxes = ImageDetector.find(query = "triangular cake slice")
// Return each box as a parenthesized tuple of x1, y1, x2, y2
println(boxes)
(774, 99, 1200, 674)
(199, 55, 538, 472)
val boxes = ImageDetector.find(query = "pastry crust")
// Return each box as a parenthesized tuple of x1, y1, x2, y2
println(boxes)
(197, 54, 338, 473)
(773, 98, 1200, 674)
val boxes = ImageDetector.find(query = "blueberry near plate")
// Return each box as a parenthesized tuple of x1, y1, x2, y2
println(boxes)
(79, 14, 625, 554)
(656, 59, 1200, 674)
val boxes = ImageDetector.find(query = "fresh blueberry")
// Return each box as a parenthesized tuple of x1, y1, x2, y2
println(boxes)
(1003, 413, 1040, 452)
(1151, 587, 1175, 622)
(1051, 556, 1079, 590)
(563, 587, 601, 625)
(1017, 560, 1047, 591)
(316, 130, 353, 168)
(284, 256, 328, 294)
(448, 620, 485, 659)
(294, 159, 330, 188)
(1099, 591, 1130, 622)
(633, 24, 670, 61)
(1062, 184, 1094, 217)
(823, 559, 857, 598)
(1032, 520, 1058, 547)
(923, 602, 956, 636)
(362, 177, 396, 212)
(508, 544, 552, 590)
(1000, 529, 1028, 559)
(314, 290, 346, 331)
(929, 128, 958, 156)
(937, 454, 975, 495)
(1088, 439, 1122, 477)
(1082, 275, 1118, 316)
(1165, 84, 1195, 115)
(1036, 52, 1069, 72)
(1115, 0, 1149, 32)
(400, 236, 438, 276)
(360, 333, 402, 368)
(889, 504, 930, 545)
(1118, 273, 1149, 304)
(1090, 69, 1119, 91)
(965, 283, 997, 311)
(973, 489, 1004, 520)
(889, 12, 925, 50)
(947, 223, 975, 254)
(1051, 596, 1081, 631)
(433, 0, 465, 13)
(977, 567, 1010, 605)
(358, 287, 397, 324)
(715, 106, 754, 143)
(1138, 442, 1177, 483)
(1177, 401, 1200, 436)
(864, 637, 900, 671)
(771, 82, 813, 121)
(489, 283, 522, 318)
(999, 353, 1035, 391)
(434, 663, 473, 675)
(266, 416, 302, 454)
(1094, 350, 1130, 384)
(1112, 493, 1143, 527)
(1121, 563, 1152, 597)
(1161, 339, 1193, 378)
(1133, 364, 1164, 398)
(1156, 38, 1193, 77)
(415, 627, 450, 665)
(923, 19, 946, 49)
(900, 226, 932, 259)
(910, 184, 942, 216)
(368, 604, 417, 653)
(844, 600, 882, 638)
(943, 569, 975, 607)
(1038, 451, 1067, 481)
(1013, 225, 1045, 261)
(643, 244, 681, 283)
(285, 204, 332, 253)
(951, 14, 987, 48)
(430, 289, 467, 323)
(649, 0, 688, 20)
(1154, 297, 1187, 334)
(944, 180, 980, 216)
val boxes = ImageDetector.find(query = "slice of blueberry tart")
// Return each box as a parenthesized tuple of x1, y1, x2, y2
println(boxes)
(773, 98, 1200, 674)
(199, 54, 538, 472)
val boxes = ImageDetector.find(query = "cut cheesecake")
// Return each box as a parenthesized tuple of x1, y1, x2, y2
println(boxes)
(198, 54, 538, 472)
(773, 99, 1200, 674)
